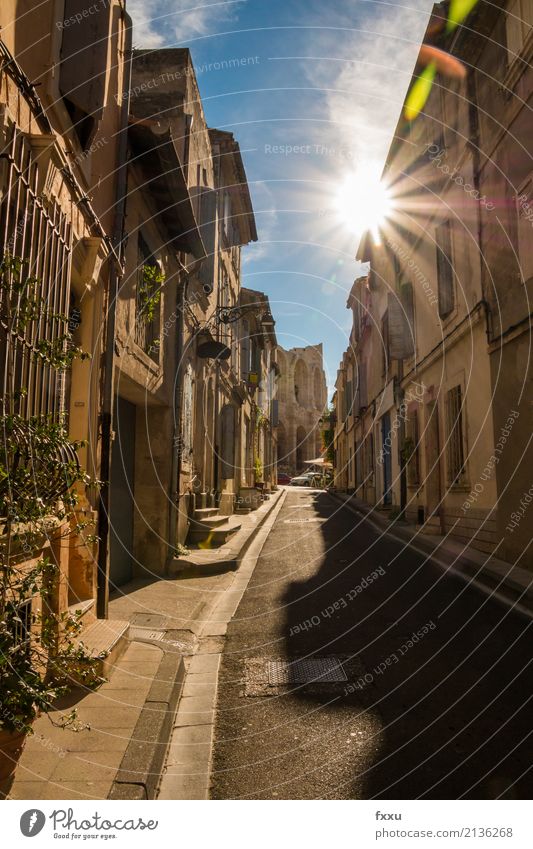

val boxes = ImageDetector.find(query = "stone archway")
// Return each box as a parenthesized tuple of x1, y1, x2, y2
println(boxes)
(313, 367, 323, 409)
(294, 359, 308, 407)
(296, 425, 307, 472)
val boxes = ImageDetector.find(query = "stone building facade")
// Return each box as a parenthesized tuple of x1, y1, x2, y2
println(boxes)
(0, 0, 130, 630)
(275, 344, 327, 475)
(333, 0, 533, 571)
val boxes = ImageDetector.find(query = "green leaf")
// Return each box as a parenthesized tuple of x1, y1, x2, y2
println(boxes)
(404, 62, 437, 122)
(446, 0, 479, 33)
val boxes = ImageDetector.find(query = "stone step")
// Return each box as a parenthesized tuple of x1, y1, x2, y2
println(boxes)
(74, 618, 130, 680)
(235, 507, 252, 515)
(188, 517, 242, 546)
(194, 507, 219, 520)
(68, 598, 95, 620)
(189, 514, 228, 530)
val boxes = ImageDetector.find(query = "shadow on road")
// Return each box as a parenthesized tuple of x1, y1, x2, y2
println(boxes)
(281, 493, 533, 799)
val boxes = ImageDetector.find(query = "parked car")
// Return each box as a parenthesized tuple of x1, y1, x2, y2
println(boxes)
(277, 472, 292, 485)
(290, 473, 321, 487)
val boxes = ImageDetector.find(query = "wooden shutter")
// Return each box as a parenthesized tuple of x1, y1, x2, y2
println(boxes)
(199, 189, 217, 292)
(388, 283, 415, 359)
(60, 0, 112, 146)
(436, 220, 455, 318)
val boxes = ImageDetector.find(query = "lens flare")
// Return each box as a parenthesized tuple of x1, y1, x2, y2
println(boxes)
(335, 164, 393, 242)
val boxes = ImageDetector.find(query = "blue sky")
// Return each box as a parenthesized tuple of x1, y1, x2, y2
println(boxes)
(128, 0, 433, 397)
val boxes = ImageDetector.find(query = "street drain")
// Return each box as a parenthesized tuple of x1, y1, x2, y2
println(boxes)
(130, 613, 167, 628)
(244, 655, 367, 698)
(284, 517, 324, 524)
(268, 658, 347, 684)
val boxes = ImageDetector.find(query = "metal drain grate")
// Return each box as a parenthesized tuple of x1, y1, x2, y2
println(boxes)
(284, 517, 324, 524)
(267, 657, 347, 684)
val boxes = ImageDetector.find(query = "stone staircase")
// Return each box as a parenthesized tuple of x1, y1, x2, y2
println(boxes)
(187, 507, 242, 547)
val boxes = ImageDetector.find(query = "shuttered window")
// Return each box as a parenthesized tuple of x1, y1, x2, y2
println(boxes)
(388, 282, 415, 359)
(436, 220, 455, 318)
(446, 385, 466, 485)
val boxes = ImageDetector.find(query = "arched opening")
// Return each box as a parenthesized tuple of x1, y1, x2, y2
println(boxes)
(296, 425, 307, 472)
(313, 367, 323, 409)
(277, 421, 289, 469)
(294, 359, 308, 407)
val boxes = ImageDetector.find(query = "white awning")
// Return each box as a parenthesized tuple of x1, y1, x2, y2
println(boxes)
(303, 458, 332, 468)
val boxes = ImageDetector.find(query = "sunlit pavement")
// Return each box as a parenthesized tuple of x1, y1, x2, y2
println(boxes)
(210, 488, 533, 799)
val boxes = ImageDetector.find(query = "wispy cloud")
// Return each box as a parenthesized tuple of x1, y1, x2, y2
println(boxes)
(301, 0, 433, 169)
(128, 0, 246, 48)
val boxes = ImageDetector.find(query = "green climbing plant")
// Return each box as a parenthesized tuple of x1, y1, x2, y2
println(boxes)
(138, 263, 164, 326)
(0, 255, 102, 740)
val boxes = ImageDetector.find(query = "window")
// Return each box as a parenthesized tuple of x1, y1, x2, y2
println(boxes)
(446, 385, 466, 485)
(0, 125, 73, 421)
(436, 220, 455, 319)
(345, 379, 353, 419)
(135, 234, 161, 362)
(388, 282, 415, 359)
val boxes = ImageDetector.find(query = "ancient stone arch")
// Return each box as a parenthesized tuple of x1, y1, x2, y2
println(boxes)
(294, 358, 308, 407)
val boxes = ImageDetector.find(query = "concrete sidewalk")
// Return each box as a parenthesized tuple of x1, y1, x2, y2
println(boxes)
(329, 491, 533, 617)
(3, 489, 285, 801)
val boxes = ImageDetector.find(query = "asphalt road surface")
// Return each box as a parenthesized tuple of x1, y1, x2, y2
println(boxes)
(210, 488, 533, 799)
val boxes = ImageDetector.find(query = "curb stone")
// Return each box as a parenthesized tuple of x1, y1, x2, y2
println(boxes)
(107, 648, 186, 800)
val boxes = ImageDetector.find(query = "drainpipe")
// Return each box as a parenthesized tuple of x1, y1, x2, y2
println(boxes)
(167, 269, 188, 566)
(96, 12, 132, 619)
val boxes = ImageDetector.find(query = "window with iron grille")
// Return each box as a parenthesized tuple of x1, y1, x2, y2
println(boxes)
(0, 126, 73, 421)
(134, 233, 161, 363)
(9, 598, 32, 650)
(436, 220, 455, 318)
(446, 385, 466, 485)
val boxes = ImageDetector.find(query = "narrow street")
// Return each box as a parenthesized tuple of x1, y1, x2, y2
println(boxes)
(210, 488, 533, 800)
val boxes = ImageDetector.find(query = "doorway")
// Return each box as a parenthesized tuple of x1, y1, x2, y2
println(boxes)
(381, 412, 392, 506)
(109, 396, 136, 587)
(424, 401, 441, 517)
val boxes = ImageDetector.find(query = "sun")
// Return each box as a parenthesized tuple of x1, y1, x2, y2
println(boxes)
(335, 163, 393, 242)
